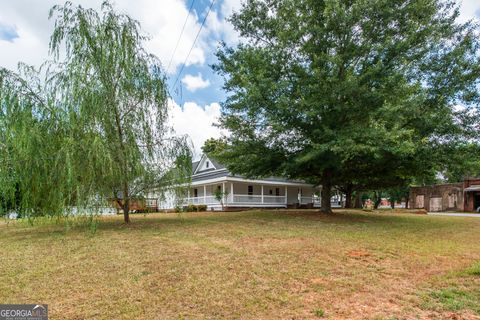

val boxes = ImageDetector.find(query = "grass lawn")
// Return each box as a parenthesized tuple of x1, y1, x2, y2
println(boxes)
(1, 209, 479, 319)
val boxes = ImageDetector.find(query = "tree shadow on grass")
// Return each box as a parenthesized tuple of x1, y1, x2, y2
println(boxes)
(1, 209, 474, 242)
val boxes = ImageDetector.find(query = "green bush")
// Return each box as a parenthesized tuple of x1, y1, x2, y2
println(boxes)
(183, 204, 208, 212)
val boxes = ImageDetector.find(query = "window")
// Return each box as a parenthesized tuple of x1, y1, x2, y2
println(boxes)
(206, 161, 209, 168)
(275, 188, 280, 196)
(194, 188, 198, 198)
(217, 185, 221, 192)
(248, 185, 253, 195)
(415, 195, 424, 208)
(269, 189, 273, 195)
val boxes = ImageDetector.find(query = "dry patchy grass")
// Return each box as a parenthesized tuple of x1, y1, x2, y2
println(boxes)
(0, 209, 479, 319)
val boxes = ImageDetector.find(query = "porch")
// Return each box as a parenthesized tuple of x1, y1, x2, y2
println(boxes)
(182, 180, 343, 210)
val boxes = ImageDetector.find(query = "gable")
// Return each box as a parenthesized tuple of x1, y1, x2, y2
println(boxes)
(194, 155, 216, 174)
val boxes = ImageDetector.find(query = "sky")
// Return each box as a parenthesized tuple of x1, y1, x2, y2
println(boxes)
(1, 0, 480, 159)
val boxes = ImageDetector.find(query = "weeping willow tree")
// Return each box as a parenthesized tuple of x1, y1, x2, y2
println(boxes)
(0, 1, 191, 223)
(0, 65, 74, 219)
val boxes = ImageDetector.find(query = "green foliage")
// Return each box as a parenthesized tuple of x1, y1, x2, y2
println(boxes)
(213, 0, 480, 213)
(385, 185, 410, 208)
(313, 309, 325, 317)
(438, 143, 480, 182)
(213, 188, 229, 210)
(201, 138, 227, 156)
(213, 188, 228, 202)
(0, 65, 79, 218)
(0, 1, 191, 222)
(184, 204, 207, 212)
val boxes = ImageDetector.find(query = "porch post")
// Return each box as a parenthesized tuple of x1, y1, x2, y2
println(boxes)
(222, 182, 226, 204)
(187, 189, 190, 203)
(261, 185, 264, 204)
(230, 182, 234, 203)
(203, 185, 207, 204)
(285, 186, 288, 205)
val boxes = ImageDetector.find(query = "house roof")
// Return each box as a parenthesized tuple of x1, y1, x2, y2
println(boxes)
(193, 154, 225, 175)
(192, 169, 229, 182)
(464, 185, 480, 192)
(209, 157, 225, 170)
(191, 154, 313, 186)
(192, 160, 200, 173)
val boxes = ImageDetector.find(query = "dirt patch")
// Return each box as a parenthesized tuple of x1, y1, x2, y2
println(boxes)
(347, 249, 372, 258)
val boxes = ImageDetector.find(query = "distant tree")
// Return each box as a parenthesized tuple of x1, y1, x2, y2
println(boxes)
(439, 143, 480, 182)
(213, 187, 229, 211)
(0, 2, 191, 223)
(201, 138, 227, 156)
(213, 0, 480, 213)
(385, 186, 410, 209)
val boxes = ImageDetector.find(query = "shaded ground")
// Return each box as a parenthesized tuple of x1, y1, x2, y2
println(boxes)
(0, 209, 479, 319)
(427, 212, 480, 218)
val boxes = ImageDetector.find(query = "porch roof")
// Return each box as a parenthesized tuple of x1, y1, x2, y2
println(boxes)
(464, 185, 480, 192)
(190, 175, 316, 187)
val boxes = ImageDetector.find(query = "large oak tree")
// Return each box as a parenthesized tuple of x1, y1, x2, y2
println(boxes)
(213, 0, 480, 213)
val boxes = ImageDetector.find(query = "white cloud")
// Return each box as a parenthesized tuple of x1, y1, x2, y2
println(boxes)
(205, 0, 243, 46)
(114, 0, 208, 74)
(0, 0, 209, 74)
(168, 99, 224, 159)
(458, 0, 480, 22)
(181, 73, 211, 92)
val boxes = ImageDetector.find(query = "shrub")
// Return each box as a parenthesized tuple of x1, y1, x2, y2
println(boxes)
(183, 204, 207, 212)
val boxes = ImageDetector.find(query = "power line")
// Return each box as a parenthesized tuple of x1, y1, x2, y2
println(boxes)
(165, 0, 197, 74)
(172, 0, 217, 89)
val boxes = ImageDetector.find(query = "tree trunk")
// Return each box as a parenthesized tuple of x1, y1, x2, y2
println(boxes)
(320, 170, 333, 214)
(123, 183, 130, 223)
(345, 185, 353, 209)
(405, 198, 409, 209)
(354, 192, 362, 208)
(391, 200, 395, 209)
(373, 191, 381, 209)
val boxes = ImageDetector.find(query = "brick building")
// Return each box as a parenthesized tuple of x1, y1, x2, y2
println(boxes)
(409, 178, 480, 212)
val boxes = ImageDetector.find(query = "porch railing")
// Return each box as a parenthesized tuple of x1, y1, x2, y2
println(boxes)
(183, 194, 286, 205)
(263, 195, 286, 204)
(184, 196, 219, 205)
(183, 194, 343, 207)
(300, 196, 342, 208)
(300, 196, 321, 205)
(233, 195, 263, 203)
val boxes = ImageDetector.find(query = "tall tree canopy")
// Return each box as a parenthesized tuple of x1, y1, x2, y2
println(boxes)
(213, 0, 480, 213)
(0, 1, 191, 223)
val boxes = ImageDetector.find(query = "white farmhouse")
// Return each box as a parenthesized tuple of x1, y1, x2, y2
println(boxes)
(159, 154, 343, 211)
